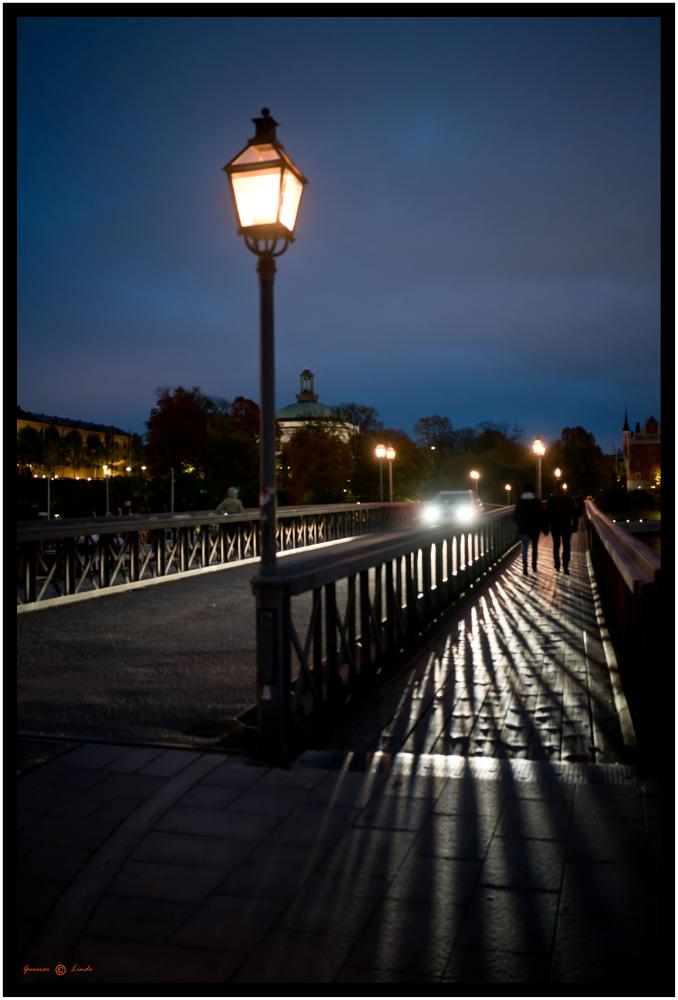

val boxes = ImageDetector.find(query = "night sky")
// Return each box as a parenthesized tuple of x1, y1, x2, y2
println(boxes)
(17, 15, 662, 453)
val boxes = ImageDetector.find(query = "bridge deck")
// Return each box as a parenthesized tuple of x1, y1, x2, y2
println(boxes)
(16, 527, 666, 986)
(314, 530, 631, 765)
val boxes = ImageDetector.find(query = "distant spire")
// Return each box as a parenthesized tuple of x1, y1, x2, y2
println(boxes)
(622, 409, 630, 432)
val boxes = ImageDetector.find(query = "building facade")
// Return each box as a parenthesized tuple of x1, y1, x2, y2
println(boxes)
(622, 412, 661, 491)
(17, 407, 134, 479)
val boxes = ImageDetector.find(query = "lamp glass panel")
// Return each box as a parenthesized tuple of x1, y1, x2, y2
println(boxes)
(279, 169, 303, 232)
(231, 143, 279, 166)
(231, 168, 282, 227)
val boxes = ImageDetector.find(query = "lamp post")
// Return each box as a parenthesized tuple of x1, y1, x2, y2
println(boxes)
(385, 446, 396, 502)
(532, 436, 546, 499)
(375, 444, 387, 502)
(469, 469, 480, 496)
(103, 465, 112, 515)
(505, 483, 512, 505)
(224, 108, 307, 573)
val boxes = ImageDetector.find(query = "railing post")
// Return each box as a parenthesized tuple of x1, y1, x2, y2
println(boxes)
(62, 539, 75, 595)
(252, 576, 290, 757)
(325, 581, 340, 698)
(24, 543, 37, 604)
(129, 531, 140, 582)
(179, 527, 188, 573)
(359, 569, 372, 674)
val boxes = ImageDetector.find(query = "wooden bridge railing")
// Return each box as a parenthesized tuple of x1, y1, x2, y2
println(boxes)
(585, 499, 661, 761)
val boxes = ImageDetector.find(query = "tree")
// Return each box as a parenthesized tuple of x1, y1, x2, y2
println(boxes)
(43, 426, 64, 474)
(413, 415, 456, 455)
(205, 410, 258, 501)
(85, 434, 106, 476)
(550, 426, 613, 498)
(63, 429, 84, 475)
(281, 425, 353, 504)
(17, 426, 43, 473)
(333, 403, 383, 436)
(145, 387, 211, 475)
(229, 396, 260, 439)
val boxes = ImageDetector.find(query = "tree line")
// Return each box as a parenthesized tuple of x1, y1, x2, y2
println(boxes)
(139, 386, 616, 507)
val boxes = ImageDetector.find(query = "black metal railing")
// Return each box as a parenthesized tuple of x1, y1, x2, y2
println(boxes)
(16, 504, 417, 608)
(585, 500, 661, 760)
(252, 508, 518, 754)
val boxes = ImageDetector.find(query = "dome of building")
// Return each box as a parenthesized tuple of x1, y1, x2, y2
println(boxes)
(277, 399, 337, 420)
(276, 368, 354, 444)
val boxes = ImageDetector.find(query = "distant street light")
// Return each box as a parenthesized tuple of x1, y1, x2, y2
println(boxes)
(385, 446, 396, 502)
(532, 436, 546, 498)
(505, 483, 512, 505)
(224, 108, 307, 572)
(375, 444, 387, 502)
(103, 464, 112, 515)
(469, 469, 480, 496)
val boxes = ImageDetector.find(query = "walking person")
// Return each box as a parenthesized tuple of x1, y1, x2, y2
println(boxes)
(514, 482, 547, 575)
(546, 482, 579, 574)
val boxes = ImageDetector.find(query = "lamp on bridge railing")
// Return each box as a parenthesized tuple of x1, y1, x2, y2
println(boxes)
(505, 483, 512, 505)
(469, 469, 480, 496)
(532, 436, 546, 498)
(224, 108, 307, 572)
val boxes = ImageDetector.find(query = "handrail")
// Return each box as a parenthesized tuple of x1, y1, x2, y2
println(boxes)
(261, 508, 512, 596)
(16, 502, 419, 607)
(585, 500, 660, 594)
(16, 502, 414, 542)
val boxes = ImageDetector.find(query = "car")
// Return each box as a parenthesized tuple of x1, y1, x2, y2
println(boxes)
(420, 490, 483, 526)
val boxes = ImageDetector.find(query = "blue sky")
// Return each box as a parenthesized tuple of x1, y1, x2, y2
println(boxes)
(17, 15, 662, 452)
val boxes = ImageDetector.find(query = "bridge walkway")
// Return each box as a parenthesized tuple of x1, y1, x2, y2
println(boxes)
(16, 530, 666, 986)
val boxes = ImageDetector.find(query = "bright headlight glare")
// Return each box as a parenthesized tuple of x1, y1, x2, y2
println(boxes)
(423, 505, 441, 523)
(456, 506, 475, 523)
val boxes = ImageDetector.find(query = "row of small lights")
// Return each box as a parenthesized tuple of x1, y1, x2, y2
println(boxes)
(41, 464, 148, 482)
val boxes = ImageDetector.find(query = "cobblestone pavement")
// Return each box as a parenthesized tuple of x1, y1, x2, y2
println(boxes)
(15, 530, 669, 987)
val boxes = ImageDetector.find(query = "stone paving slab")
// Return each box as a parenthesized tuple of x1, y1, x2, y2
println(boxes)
(16, 741, 668, 988)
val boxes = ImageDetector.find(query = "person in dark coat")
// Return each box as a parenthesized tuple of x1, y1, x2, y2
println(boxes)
(513, 482, 547, 575)
(546, 483, 579, 574)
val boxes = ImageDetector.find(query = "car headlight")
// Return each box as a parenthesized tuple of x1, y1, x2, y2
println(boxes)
(422, 504, 441, 523)
(456, 506, 475, 523)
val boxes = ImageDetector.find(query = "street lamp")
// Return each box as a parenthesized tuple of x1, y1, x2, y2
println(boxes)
(505, 483, 512, 505)
(103, 464, 112, 515)
(469, 469, 480, 496)
(385, 446, 396, 502)
(375, 444, 387, 502)
(224, 108, 307, 572)
(532, 436, 546, 498)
